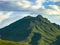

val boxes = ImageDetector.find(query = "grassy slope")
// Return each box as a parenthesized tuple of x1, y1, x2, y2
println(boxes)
(0, 40, 29, 45)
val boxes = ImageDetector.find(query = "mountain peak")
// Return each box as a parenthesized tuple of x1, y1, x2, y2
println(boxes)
(36, 15, 43, 18)
(24, 16, 33, 19)
(0, 14, 60, 45)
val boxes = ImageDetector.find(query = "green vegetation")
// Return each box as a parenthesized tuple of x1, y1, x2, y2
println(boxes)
(0, 40, 29, 45)
(0, 15, 60, 45)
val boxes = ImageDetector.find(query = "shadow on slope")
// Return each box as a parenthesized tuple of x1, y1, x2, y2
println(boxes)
(51, 35, 60, 45)
(30, 32, 41, 45)
(0, 16, 33, 42)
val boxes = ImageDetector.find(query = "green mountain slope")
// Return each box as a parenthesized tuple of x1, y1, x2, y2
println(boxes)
(0, 40, 30, 45)
(0, 15, 60, 45)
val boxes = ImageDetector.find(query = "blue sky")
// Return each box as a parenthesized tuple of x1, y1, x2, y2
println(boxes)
(0, 0, 60, 28)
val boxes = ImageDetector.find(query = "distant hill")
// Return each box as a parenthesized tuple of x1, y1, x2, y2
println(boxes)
(0, 15, 60, 45)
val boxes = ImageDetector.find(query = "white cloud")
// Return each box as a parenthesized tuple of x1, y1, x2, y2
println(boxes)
(17, 0, 45, 10)
(0, 12, 13, 22)
(0, 0, 45, 11)
(47, 5, 60, 15)
(42, 5, 60, 15)
(49, 0, 60, 2)
(0, 0, 20, 1)
(46, 9, 60, 15)
(31, 0, 45, 10)
(49, 5, 60, 13)
(17, 0, 32, 8)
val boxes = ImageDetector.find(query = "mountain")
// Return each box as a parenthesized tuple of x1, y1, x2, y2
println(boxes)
(0, 15, 60, 45)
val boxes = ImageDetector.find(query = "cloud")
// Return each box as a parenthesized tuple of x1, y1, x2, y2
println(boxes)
(45, 9, 60, 15)
(0, 0, 20, 1)
(31, 0, 45, 10)
(17, 0, 32, 9)
(0, 0, 60, 28)
(0, 0, 45, 11)
(0, 1, 23, 11)
(17, 0, 45, 10)
(0, 11, 13, 22)
(47, 5, 60, 15)
(49, 0, 60, 2)
(41, 4, 60, 15)
(49, 5, 60, 11)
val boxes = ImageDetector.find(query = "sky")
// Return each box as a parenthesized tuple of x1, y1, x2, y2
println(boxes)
(0, 0, 60, 28)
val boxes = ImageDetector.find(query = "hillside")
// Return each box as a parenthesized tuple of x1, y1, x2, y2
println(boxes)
(0, 40, 30, 45)
(0, 15, 60, 45)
